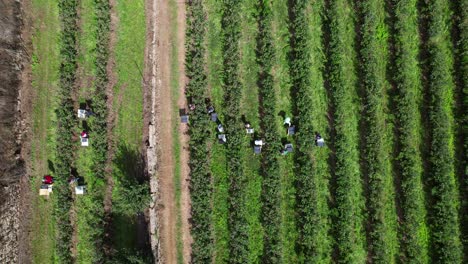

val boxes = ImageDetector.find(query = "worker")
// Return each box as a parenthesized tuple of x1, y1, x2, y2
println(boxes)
(85, 109, 95, 117)
(42, 175, 54, 184)
(245, 123, 254, 134)
(315, 132, 325, 147)
(68, 176, 80, 184)
(315, 132, 322, 141)
(189, 104, 196, 111)
(284, 117, 291, 127)
(217, 123, 224, 133)
(81, 130, 88, 138)
(207, 105, 215, 114)
(218, 134, 227, 144)
(84, 104, 95, 116)
(254, 139, 264, 146)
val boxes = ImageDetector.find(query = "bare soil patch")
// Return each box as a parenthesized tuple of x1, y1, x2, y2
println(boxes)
(103, 0, 119, 256)
(175, 1, 193, 262)
(0, 0, 32, 263)
(154, 0, 178, 262)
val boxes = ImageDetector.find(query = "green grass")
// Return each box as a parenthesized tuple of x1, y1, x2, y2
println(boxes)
(77, 0, 97, 98)
(207, 1, 268, 262)
(238, 1, 263, 262)
(211, 144, 230, 263)
(204, 0, 229, 262)
(271, 1, 297, 262)
(75, 137, 105, 263)
(29, 0, 60, 262)
(113, 0, 145, 146)
(111, 0, 146, 255)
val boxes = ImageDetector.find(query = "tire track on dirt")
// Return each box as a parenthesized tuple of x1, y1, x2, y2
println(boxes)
(154, 0, 177, 262)
(175, 1, 192, 261)
(102, 0, 118, 257)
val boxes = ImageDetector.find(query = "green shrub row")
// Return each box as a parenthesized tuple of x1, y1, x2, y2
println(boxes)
(424, 0, 462, 262)
(357, 0, 397, 262)
(288, 0, 331, 262)
(255, 1, 281, 262)
(326, 0, 366, 262)
(84, 0, 111, 262)
(454, 1, 468, 261)
(185, 1, 213, 262)
(221, 1, 249, 263)
(92, 0, 111, 179)
(392, 0, 429, 262)
(55, 1, 79, 262)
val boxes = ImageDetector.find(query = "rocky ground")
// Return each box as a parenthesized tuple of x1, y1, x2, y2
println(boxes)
(0, 0, 30, 262)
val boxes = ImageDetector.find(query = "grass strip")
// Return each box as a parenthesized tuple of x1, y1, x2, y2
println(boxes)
(29, 0, 61, 261)
(325, 0, 366, 262)
(204, 2, 230, 262)
(238, 1, 263, 262)
(357, 0, 397, 262)
(109, 0, 150, 261)
(270, 1, 298, 261)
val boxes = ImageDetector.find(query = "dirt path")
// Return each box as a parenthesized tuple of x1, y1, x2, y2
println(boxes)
(144, 0, 191, 262)
(175, 1, 192, 262)
(103, 0, 118, 256)
(155, 0, 177, 262)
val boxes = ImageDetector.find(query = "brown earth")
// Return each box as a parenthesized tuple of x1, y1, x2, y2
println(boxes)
(175, 1, 193, 262)
(0, 0, 32, 263)
(144, 0, 191, 262)
(102, 0, 119, 256)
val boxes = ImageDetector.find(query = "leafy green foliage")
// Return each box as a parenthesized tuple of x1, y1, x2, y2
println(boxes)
(55, 1, 79, 262)
(453, 0, 468, 261)
(457, 1, 468, 262)
(288, 0, 331, 262)
(219, 1, 250, 263)
(92, 0, 110, 180)
(423, 0, 462, 262)
(326, 0, 366, 262)
(76, 0, 110, 262)
(255, 1, 281, 262)
(112, 178, 150, 216)
(391, 0, 429, 262)
(357, 0, 397, 262)
(185, 1, 213, 262)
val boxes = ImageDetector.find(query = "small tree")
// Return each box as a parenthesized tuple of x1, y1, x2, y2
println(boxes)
(113, 179, 151, 216)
